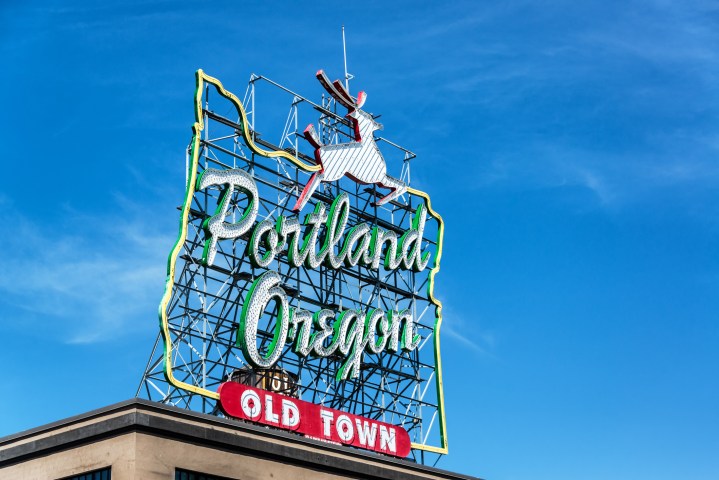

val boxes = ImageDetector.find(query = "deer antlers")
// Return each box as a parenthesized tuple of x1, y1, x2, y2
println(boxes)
(316, 70, 367, 109)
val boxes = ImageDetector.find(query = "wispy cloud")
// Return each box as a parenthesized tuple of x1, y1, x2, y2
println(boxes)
(478, 135, 719, 209)
(414, 0, 719, 213)
(579, 1, 719, 70)
(0, 198, 171, 344)
(441, 307, 497, 358)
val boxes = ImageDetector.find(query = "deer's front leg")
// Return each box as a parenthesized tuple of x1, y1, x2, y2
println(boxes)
(293, 171, 325, 212)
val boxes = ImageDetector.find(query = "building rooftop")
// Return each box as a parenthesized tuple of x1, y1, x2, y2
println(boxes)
(0, 398, 480, 480)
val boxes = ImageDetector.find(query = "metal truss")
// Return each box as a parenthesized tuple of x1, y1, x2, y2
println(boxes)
(138, 73, 444, 465)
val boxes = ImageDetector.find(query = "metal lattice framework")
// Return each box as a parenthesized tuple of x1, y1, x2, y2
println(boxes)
(138, 70, 447, 463)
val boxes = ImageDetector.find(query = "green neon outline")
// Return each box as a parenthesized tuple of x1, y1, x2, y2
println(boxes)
(296, 201, 325, 267)
(248, 219, 277, 267)
(308, 309, 340, 357)
(400, 309, 421, 350)
(319, 193, 349, 266)
(333, 309, 363, 381)
(289, 308, 313, 357)
(196, 169, 258, 265)
(236, 272, 286, 367)
(363, 308, 388, 353)
(158, 69, 448, 454)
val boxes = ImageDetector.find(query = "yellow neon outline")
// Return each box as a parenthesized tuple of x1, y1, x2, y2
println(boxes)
(159, 69, 447, 453)
(407, 187, 448, 455)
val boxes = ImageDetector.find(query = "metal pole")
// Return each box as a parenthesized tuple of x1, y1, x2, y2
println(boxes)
(342, 25, 350, 91)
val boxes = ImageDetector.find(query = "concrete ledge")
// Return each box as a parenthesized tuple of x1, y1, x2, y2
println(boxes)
(0, 399, 480, 480)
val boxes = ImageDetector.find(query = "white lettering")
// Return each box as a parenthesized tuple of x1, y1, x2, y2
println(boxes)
(301, 203, 329, 269)
(281, 304, 419, 379)
(240, 389, 261, 420)
(355, 419, 378, 447)
(322, 193, 350, 269)
(264, 394, 279, 424)
(310, 310, 339, 357)
(237, 271, 289, 368)
(250, 194, 431, 273)
(336, 310, 370, 380)
(289, 308, 314, 357)
(282, 399, 300, 428)
(235, 192, 430, 380)
(380, 425, 396, 453)
(196, 168, 259, 266)
(320, 410, 334, 438)
(248, 218, 280, 268)
(336, 415, 354, 443)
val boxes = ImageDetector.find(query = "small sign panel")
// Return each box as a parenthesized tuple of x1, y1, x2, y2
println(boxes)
(218, 381, 412, 457)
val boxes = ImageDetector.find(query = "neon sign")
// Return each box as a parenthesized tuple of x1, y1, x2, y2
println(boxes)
(140, 68, 448, 458)
(218, 382, 412, 457)
(294, 71, 407, 211)
(197, 167, 430, 379)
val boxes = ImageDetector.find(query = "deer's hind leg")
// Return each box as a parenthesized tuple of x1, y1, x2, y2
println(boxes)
(293, 171, 325, 212)
(376, 175, 407, 206)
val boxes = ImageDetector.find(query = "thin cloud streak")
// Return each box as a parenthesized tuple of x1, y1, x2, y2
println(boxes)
(0, 203, 170, 344)
(442, 308, 497, 359)
(377, 1, 719, 214)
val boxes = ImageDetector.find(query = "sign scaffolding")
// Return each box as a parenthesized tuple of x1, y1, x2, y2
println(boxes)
(138, 70, 447, 463)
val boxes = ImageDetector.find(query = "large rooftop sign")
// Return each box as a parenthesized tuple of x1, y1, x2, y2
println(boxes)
(139, 69, 447, 459)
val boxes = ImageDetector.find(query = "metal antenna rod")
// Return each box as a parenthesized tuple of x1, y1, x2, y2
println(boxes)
(342, 25, 352, 90)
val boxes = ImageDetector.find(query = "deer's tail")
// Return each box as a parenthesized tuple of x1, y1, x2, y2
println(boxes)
(303, 124, 323, 149)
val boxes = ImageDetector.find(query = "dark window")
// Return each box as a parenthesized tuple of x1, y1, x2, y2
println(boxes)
(60, 467, 111, 480)
(175, 468, 233, 480)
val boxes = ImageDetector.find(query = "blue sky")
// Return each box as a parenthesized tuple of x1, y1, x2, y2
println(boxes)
(1, 1, 718, 479)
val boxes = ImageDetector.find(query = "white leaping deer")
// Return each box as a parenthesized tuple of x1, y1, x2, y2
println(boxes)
(292, 70, 407, 212)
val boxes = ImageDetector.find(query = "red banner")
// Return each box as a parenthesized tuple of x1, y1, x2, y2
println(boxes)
(218, 382, 412, 457)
